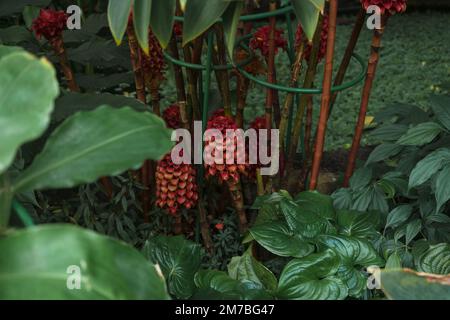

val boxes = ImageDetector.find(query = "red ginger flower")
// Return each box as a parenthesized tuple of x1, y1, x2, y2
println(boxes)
(204, 115, 248, 184)
(296, 15, 329, 63)
(173, 22, 183, 37)
(163, 104, 181, 129)
(360, 0, 407, 15)
(156, 153, 199, 216)
(249, 25, 287, 58)
(32, 9, 68, 40)
(141, 29, 165, 84)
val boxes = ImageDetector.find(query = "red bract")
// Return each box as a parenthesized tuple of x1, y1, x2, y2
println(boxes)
(156, 153, 198, 216)
(163, 104, 181, 129)
(204, 115, 248, 184)
(360, 0, 407, 15)
(142, 29, 165, 81)
(32, 9, 68, 40)
(249, 26, 287, 58)
(215, 223, 224, 230)
(173, 22, 183, 37)
(296, 15, 329, 63)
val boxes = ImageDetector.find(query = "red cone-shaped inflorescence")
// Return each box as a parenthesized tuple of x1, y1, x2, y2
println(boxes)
(360, 0, 407, 15)
(141, 29, 165, 80)
(173, 22, 183, 37)
(156, 153, 199, 216)
(249, 25, 287, 58)
(296, 15, 329, 63)
(248, 116, 268, 177)
(32, 9, 68, 41)
(205, 115, 248, 184)
(163, 104, 181, 129)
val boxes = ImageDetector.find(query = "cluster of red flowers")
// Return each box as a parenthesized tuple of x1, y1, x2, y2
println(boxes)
(360, 0, 407, 15)
(32, 9, 68, 41)
(249, 25, 287, 58)
(295, 15, 329, 63)
(162, 104, 181, 129)
(141, 29, 165, 81)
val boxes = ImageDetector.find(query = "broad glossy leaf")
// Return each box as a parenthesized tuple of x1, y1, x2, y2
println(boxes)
(133, 0, 152, 53)
(349, 167, 373, 191)
(249, 221, 314, 258)
(150, 0, 176, 48)
(228, 251, 277, 291)
(381, 269, 450, 300)
(332, 188, 353, 210)
(430, 95, 450, 131)
(317, 235, 384, 297)
(435, 165, 450, 213)
(182, 0, 230, 46)
(277, 250, 348, 300)
(385, 252, 402, 269)
(0, 224, 169, 299)
(294, 191, 335, 220)
(405, 219, 422, 245)
(409, 148, 450, 189)
(222, 1, 244, 58)
(416, 243, 450, 275)
(370, 124, 409, 142)
(13, 106, 173, 192)
(337, 210, 380, 239)
(291, 0, 325, 41)
(0, 0, 50, 16)
(108, 0, 132, 45)
(397, 122, 443, 146)
(385, 205, 413, 229)
(366, 143, 404, 165)
(0, 52, 59, 175)
(143, 235, 201, 299)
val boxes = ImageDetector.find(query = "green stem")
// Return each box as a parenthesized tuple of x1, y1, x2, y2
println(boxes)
(0, 174, 13, 230)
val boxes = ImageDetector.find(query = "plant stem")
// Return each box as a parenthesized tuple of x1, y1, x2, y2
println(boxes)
(198, 200, 214, 254)
(0, 174, 12, 230)
(126, 23, 146, 104)
(343, 16, 388, 187)
(227, 180, 248, 233)
(265, 1, 278, 130)
(50, 37, 79, 92)
(309, 0, 339, 190)
(329, 7, 366, 112)
(304, 95, 314, 161)
(168, 33, 187, 102)
(236, 72, 250, 128)
(183, 44, 201, 120)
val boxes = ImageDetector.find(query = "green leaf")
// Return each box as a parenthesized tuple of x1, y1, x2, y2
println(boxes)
(370, 124, 409, 142)
(107, 0, 132, 45)
(291, 0, 325, 41)
(143, 235, 201, 299)
(317, 235, 384, 297)
(349, 167, 373, 191)
(182, 0, 230, 46)
(0, 52, 59, 175)
(249, 221, 315, 258)
(381, 269, 450, 300)
(22, 5, 41, 29)
(435, 165, 450, 213)
(132, 0, 152, 53)
(397, 122, 443, 146)
(332, 188, 353, 210)
(385, 205, 413, 229)
(405, 219, 422, 245)
(0, 224, 169, 299)
(294, 191, 336, 221)
(0, 0, 50, 16)
(385, 252, 402, 269)
(430, 95, 450, 131)
(222, 1, 244, 58)
(366, 143, 404, 165)
(277, 250, 348, 300)
(13, 106, 173, 192)
(228, 251, 277, 291)
(150, 0, 176, 48)
(416, 243, 450, 275)
(336, 210, 380, 239)
(409, 148, 450, 189)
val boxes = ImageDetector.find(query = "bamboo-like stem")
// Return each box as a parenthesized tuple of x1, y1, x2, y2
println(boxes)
(127, 24, 146, 103)
(174, 214, 183, 235)
(227, 180, 248, 233)
(309, 0, 339, 191)
(304, 95, 314, 161)
(178, 101, 190, 130)
(168, 33, 187, 103)
(50, 37, 79, 92)
(265, 1, 278, 130)
(183, 44, 201, 120)
(256, 169, 265, 196)
(329, 8, 366, 111)
(198, 201, 214, 254)
(236, 73, 250, 128)
(343, 16, 388, 187)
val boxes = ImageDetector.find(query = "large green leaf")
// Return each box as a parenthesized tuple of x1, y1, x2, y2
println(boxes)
(150, 0, 176, 48)
(108, 0, 132, 45)
(182, 0, 230, 46)
(397, 122, 443, 146)
(277, 250, 348, 300)
(385, 205, 413, 229)
(222, 1, 244, 58)
(317, 235, 384, 297)
(430, 95, 450, 131)
(435, 165, 450, 213)
(132, 0, 153, 53)
(13, 106, 173, 192)
(381, 269, 450, 300)
(0, 51, 59, 175)
(336, 210, 380, 239)
(416, 243, 450, 275)
(228, 251, 277, 291)
(369, 124, 409, 142)
(366, 143, 404, 165)
(409, 148, 450, 189)
(143, 235, 202, 299)
(291, 0, 325, 41)
(294, 191, 336, 221)
(0, 224, 169, 299)
(249, 221, 315, 258)
(0, 0, 50, 16)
